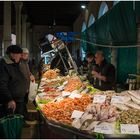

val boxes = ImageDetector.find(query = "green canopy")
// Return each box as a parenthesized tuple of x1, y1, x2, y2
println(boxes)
(81, 1, 138, 83)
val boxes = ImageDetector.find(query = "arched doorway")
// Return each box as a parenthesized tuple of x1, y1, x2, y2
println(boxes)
(98, 2, 109, 19)
(88, 14, 95, 27)
(113, 0, 120, 6)
(81, 22, 87, 60)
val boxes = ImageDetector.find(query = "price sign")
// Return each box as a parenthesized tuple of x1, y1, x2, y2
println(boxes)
(93, 95, 106, 103)
(111, 96, 124, 104)
(94, 124, 114, 134)
(62, 91, 71, 97)
(63, 81, 68, 85)
(121, 124, 140, 134)
(56, 97, 64, 102)
(71, 110, 84, 119)
(57, 85, 64, 91)
(69, 93, 82, 99)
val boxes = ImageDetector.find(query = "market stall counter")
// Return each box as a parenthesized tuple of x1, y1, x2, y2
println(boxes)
(36, 69, 140, 139)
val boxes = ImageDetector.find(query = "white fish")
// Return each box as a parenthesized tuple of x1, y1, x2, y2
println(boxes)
(84, 121, 100, 131)
(130, 95, 140, 105)
(128, 90, 140, 100)
(72, 119, 82, 129)
(81, 113, 93, 125)
(123, 96, 131, 103)
(125, 101, 140, 110)
(112, 103, 129, 111)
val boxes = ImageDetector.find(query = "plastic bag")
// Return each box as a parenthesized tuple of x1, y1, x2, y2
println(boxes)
(0, 114, 24, 138)
(28, 81, 38, 101)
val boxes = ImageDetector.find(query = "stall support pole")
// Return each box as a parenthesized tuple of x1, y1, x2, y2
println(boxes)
(56, 47, 69, 74)
(65, 45, 78, 74)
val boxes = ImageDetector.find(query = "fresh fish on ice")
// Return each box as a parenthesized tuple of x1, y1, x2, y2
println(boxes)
(112, 103, 129, 111)
(128, 90, 140, 100)
(130, 95, 140, 105)
(125, 101, 140, 110)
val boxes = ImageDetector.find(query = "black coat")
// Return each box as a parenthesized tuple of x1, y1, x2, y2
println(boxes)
(93, 60, 116, 91)
(0, 56, 27, 104)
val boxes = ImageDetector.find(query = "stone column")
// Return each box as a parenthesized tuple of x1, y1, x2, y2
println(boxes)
(22, 14, 27, 48)
(3, 1, 11, 56)
(26, 22, 33, 58)
(14, 2, 23, 45)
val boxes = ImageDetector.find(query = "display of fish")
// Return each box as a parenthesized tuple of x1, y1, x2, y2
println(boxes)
(123, 96, 131, 103)
(119, 109, 140, 127)
(125, 101, 140, 110)
(72, 119, 82, 129)
(112, 103, 129, 111)
(128, 90, 140, 100)
(84, 121, 100, 131)
(130, 95, 140, 105)
(80, 113, 93, 125)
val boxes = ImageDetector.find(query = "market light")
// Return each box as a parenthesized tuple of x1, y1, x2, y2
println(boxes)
(81, 5, 86, 9)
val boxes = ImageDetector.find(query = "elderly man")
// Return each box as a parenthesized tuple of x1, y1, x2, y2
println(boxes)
(0, 45, 27, 117)
(92, 50, 116, 90)
(19, 48, 35, 121)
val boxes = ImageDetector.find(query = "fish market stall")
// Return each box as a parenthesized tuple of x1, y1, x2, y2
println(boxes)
(35, 69, 140, 139)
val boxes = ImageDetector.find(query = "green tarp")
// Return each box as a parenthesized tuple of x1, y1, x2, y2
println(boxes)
(136, 1, 140, 19)
(81, 1, 138, 83)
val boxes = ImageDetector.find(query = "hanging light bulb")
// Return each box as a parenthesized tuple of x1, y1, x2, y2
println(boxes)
(81, 5, 86, 9)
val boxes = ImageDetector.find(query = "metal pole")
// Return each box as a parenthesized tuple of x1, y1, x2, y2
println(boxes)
(56, 47, 69, 74)
(65, 45, 78, 74)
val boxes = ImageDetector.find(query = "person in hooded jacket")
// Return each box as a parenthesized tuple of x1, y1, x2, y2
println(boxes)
(0, 45, 27, 118)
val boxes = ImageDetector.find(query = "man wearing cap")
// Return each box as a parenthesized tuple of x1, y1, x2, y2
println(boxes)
(0, 45, 27, 118)
(19, 48, 35, 121)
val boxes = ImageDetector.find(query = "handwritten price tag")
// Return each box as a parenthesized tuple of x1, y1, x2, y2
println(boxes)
(111, 96, 124, 104)
(71, 110, 84, 119)
(69, 93, 82, 99)
(121, 124, 140, 134)
(94, 124, 114, 134)
(62, 91, 71, 97)
(93, 95, 106, 103)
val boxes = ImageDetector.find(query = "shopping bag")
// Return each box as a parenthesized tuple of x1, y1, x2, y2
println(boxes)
(0, 114, 24, 138)
(29, 81, 38, 101)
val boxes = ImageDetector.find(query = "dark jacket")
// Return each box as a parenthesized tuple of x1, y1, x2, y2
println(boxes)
(93, 60, 116, 91)
(0, 55, 27, 104)
(87, 60, 95, 83)
(19, 60, 31, 92)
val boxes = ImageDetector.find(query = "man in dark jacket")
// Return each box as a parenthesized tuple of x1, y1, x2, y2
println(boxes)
(92, 50, 116, 91)
(0, 45, 27, 118)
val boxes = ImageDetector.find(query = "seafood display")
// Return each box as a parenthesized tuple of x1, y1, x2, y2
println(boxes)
(42, 94, 91, 125)
(119, 109, 140, 127)
(72, 103, 119, 130)
(64, 77, 83, 92)
(36, 69, 140, 136)
(43, 69, 59, 79)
